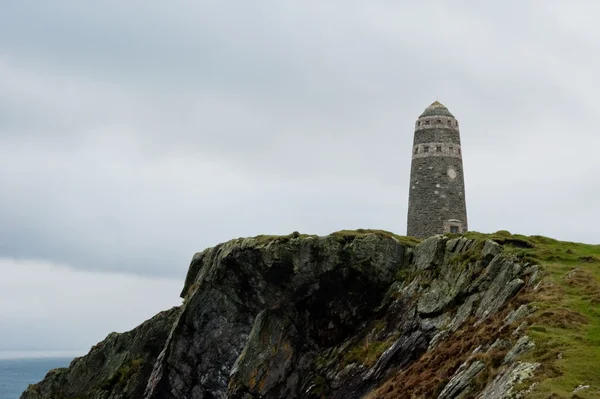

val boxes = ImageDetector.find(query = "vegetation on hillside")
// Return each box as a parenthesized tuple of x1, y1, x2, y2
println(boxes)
(250, 229, 421, 247)
(463, 230, 600, 398)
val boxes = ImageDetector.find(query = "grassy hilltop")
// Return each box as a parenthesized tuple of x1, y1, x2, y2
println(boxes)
(447, 230, 600, 398)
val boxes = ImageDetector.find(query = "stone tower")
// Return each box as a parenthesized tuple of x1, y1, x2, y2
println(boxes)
(407, 101, 468, 238)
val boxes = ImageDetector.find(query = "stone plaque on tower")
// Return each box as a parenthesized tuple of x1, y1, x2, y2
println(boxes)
(407, 101, 468, 238)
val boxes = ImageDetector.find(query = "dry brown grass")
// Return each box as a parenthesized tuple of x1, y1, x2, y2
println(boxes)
(564, 267, 600, 304)
(532, 309, 588, 330)
(521, 280, 566, 305)
(365, 265, 574, 398)
(366, 307, 516, 399)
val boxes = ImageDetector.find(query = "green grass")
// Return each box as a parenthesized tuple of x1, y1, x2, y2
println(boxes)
(463, 230, 600, 398)
(100, 358, 144, 391)
(330, 229, 421, 247)
(463, 230, 599, 266)
(250, 231, 317, 245)
(249, 229, 422, 247)
(341, 336, 397, 369)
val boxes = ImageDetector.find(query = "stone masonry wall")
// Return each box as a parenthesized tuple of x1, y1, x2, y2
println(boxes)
(407, 119, 468, 238)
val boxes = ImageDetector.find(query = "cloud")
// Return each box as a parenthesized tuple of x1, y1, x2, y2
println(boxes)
(0, 258, 181, 351)
(0, 1, 600, 351)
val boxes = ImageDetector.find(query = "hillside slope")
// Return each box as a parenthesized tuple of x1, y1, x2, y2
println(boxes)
(20, 230, 600, 398)
(463, 231, 600, 398)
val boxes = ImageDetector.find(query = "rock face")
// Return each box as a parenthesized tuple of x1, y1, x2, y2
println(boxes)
(21, 232, 540, 399)
(20, 307, 179, 399)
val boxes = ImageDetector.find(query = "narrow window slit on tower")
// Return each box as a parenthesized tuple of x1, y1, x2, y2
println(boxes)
(425, 120, 430, 125)
(424, 146, 429, 153)
(436, 146, 442, 152)
(414, 147, 418, 154)
(418, 121, 421, 126)
(436, 119, 441, 124)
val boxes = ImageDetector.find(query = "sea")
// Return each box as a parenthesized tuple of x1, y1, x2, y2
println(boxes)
(0, 351, 83, 399)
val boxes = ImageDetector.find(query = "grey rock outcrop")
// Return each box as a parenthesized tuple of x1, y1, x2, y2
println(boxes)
(477, 361, 540, 399)
(504, 305, 538, 327)
(21, 307, 179, 399)
(438, 360, 485, 399)
(503, 336, 535, 364)
(21, 232, 540, 399)
(144, 233, 411, 399)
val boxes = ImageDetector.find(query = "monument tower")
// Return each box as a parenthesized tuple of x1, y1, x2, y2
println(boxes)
(407, 101, 468, 238)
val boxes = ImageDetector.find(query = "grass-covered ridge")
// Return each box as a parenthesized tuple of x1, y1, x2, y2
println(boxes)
(463, 230, 600, 398)
(249, 229, 421, 247)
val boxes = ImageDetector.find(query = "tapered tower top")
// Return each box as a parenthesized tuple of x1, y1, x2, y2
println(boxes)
(419, 101, 455, 118)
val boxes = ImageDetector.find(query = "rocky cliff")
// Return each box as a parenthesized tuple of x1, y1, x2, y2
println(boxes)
(21, 231, 545, 399)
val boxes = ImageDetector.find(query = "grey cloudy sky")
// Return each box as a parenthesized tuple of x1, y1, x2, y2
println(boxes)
(1, 1, 599, 351)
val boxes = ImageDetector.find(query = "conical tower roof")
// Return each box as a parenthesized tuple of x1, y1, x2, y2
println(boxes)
(419, 101, 454, 118)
